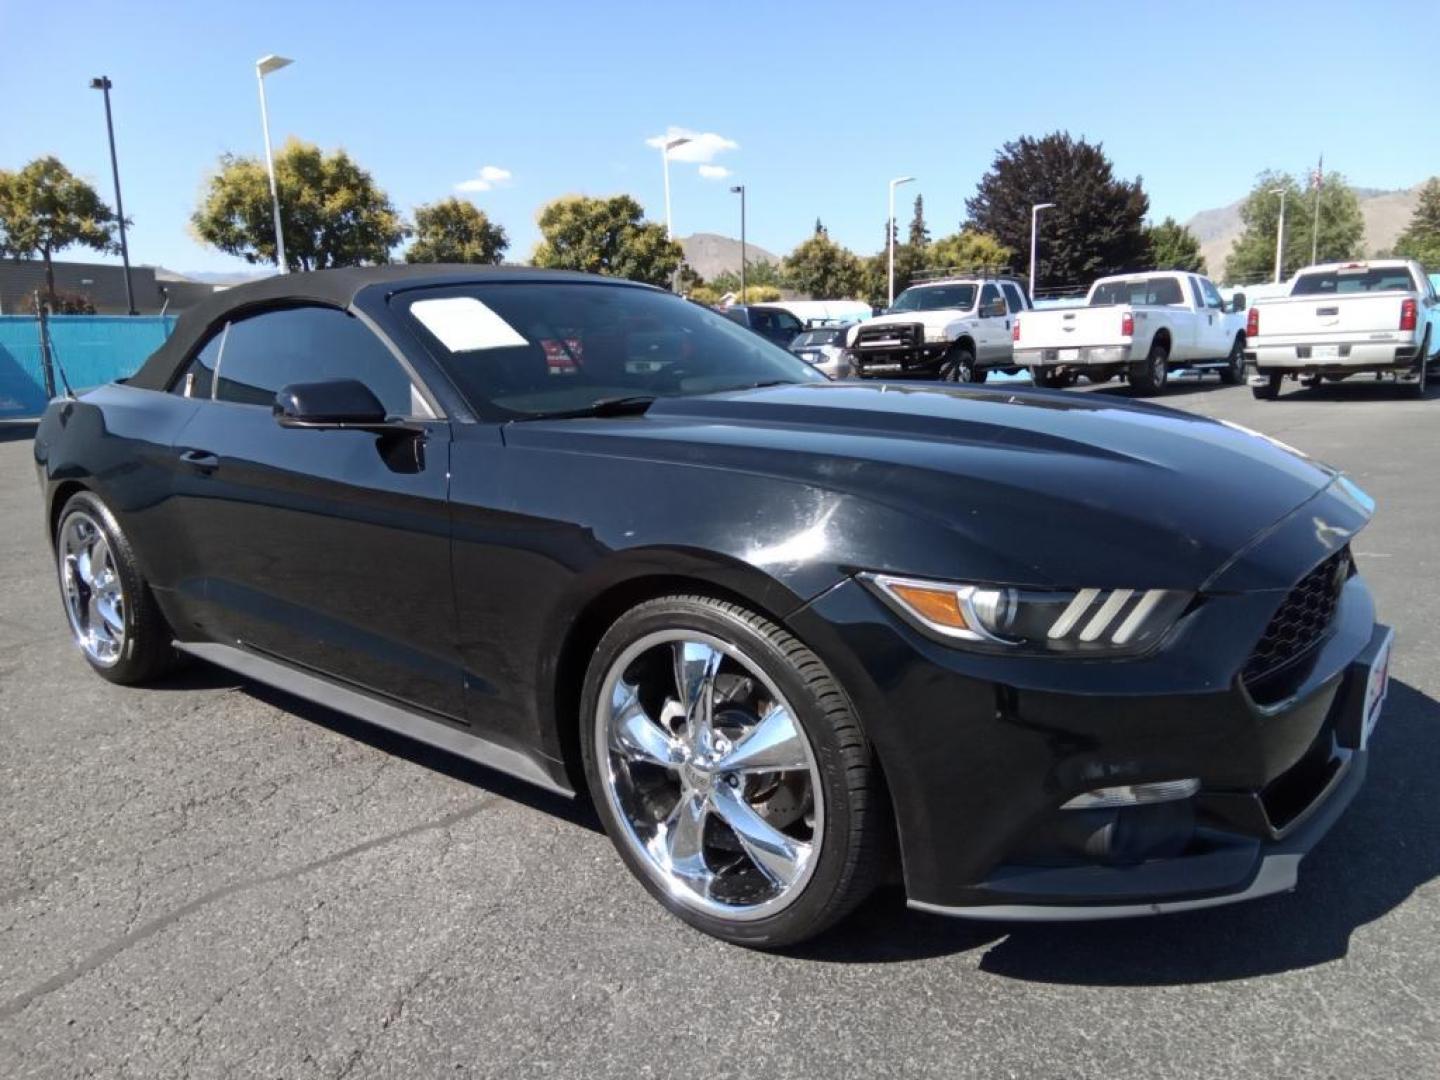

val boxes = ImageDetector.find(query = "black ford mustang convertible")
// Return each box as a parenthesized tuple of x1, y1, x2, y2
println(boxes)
(34, 266, 1393, 947)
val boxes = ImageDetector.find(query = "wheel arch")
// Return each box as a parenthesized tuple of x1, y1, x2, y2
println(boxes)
(47, 479, 90, 550)
(1150, 327, 1172, 355)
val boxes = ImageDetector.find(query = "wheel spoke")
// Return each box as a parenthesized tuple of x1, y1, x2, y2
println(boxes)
(610, 683, 681, 769)
(673, 641, 722, 750)
(712, 705, 807, 775)
(661, 792, 710, 878)
(94, 592, 125, 635)
(75, 547, 96, 587)
(710, 784, 809, 888)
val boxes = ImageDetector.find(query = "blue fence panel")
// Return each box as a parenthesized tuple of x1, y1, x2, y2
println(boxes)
(0, 315, 175, 419)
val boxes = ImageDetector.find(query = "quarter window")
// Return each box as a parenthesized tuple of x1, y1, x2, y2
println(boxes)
(214, 306, 424, 416)
(1000, 283, 1026, 313)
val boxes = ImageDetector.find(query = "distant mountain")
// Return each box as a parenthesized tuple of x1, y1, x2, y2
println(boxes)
(1184, 182, 1426, 280)
(679, 233, 779, 283)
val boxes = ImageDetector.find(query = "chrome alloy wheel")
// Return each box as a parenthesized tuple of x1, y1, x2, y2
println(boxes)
(596, 630, 824, 921)
(58, 511, 126, 666)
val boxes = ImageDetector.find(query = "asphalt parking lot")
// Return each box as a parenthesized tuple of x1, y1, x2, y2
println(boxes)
(1, 376, 1437, 1079)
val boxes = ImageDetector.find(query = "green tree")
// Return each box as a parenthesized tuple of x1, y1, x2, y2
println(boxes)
(710, 258, 782, 296)
(1395, 177, 1440, 269)
(0, 156, 119, 305)
(782, 233, 866, 299)
(405, 197, 508, 264)
(1145, 217, 1206, 273)
(192, 138, 406, 271)
(928, 229, 1014, 273)
(1222, 170, 1364, 283)
(531, 194, 682, 287)
(966, 132, 1149, 287)
(906, 194, 930, 251)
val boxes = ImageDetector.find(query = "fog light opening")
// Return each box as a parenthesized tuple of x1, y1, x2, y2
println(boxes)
(1062, 778, 1200, 811)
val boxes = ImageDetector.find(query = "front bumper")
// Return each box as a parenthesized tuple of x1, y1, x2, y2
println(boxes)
(787, 494, 1383, 919)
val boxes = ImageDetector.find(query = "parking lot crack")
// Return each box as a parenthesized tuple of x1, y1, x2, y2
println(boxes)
(0, 796, 498, 1022)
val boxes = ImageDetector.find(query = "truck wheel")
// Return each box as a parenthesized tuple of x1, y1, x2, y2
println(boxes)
(941, 344, 979, 384)
(1404, 333, 1429, 398)
(1032, 369, 1070, 389)
(1251, 372, 1283, 400)
(1219, 334, 1246, 385)
(1129, 341, 1169, 396)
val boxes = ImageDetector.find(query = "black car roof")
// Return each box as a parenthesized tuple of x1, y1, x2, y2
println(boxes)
(128, 264, 643, 391)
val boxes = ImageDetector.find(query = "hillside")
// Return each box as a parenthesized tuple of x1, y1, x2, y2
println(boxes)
(679, 233, 779, 282)
(1185, 182, 1426, 280)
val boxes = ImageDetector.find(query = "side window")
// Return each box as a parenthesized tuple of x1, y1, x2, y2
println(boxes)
(1200, 279, 1225, 310)
(215, 306, 422, 416)
(772, 310, 802, 333)
(1000, 283, 1026, 313)
(980, 283, 1001, 313)
(171, 326, 225, 398)
(1150, 278, 1185, 306)
(723, 308, 748, 327)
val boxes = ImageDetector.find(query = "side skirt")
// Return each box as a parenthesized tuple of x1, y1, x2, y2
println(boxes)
(175, 641, 574, 798)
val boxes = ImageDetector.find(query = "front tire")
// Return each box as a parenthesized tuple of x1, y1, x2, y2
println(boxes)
(1128, 340, 1169, 395)
(55, 491, 177, 684)
(941, 344, 980, 384)
(579, 595, 887, 948)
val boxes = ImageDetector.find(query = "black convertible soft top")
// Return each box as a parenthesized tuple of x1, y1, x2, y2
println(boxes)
(127, 264, 623, 391)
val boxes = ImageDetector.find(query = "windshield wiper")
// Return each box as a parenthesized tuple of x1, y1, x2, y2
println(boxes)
(515, 395, 659, 421)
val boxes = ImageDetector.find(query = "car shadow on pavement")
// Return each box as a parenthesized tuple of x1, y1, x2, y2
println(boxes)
(799, 679, 1439, 983)
(1088, 376, 1231, 400)
(1284, 379, 1440, 403)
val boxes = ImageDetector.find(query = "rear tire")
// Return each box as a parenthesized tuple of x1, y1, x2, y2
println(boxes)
(1219, 334, 1246, 385)
(1251, 371, 1283, 400)
(1128, 340, 1169, 395)
(1032, 369, 1073, 389)
(54, 491, 178, 685)
(579, 595, 888, 949)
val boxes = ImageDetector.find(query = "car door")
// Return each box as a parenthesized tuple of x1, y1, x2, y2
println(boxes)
(1196, 277, 1233, 358)
(767, 308, 805, 348)
(976, 283, 1007, 364)
(169, 303, 463, 718)
(999, 282, 1028, 364)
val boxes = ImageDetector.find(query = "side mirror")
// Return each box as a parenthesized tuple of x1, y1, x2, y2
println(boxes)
(986, 298, 1007, 317)
(1228, 292, 1247, 314)
(273, 379, 392, 430)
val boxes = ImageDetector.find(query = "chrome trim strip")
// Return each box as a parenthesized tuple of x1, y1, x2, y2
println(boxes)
(174, 641, 573, 797)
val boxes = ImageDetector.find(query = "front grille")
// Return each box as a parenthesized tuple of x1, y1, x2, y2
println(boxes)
(1242, 546, 1352, 684)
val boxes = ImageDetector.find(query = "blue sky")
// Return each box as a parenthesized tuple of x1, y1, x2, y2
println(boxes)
(2, 0, 1433, 276)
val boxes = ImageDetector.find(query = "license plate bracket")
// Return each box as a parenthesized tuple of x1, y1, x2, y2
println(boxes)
(1313, 344, 1341, 360)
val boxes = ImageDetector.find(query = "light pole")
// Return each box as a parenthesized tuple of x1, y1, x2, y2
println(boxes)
(660, 135, 691, 241)
(887, 175, 915, 307)
(256, 54, 293, 273)
(1271, 187, 1288, 284)
(1029, 202, 1055, 299)
(89, 76, 136, 315)
(730, 184, 746, 300)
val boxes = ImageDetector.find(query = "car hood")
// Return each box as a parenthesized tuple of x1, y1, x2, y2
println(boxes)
(503, 382, 1357, 591)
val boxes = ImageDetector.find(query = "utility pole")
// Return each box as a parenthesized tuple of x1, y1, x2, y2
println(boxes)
(1310, 153, 1323, 266)
(730, 184, 747, 300)
(1272, 188, 1289, 284)
(89, 77, 136, 315)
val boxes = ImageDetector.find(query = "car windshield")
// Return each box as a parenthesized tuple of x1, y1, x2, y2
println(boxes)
(791, 328, 845, 347)
(890, 284, 976, 312)
(399, 282, 823, 419)
(1291, 267, 1417, 295)
(1089, 277, 1186, 306)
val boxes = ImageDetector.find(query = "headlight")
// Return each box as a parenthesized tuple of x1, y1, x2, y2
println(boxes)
(925, 327, 951, 343)
(862, 573, 1192, 655)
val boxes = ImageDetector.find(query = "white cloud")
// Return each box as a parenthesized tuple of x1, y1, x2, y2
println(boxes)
(455, 165, 513, 193)
(644, 127, 739, 165)
(697, 164, 732, 180)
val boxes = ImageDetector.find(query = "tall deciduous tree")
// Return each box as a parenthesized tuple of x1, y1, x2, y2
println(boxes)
(1145, 217, 1206, 273)
(928, 230, 1014, 273)
(966, 132, 1149, 287)
(781, 233, 865, 299)
(0, 156, 119, 305)
(1223, 170, 1364, 283)
(192, 138, 406, 271)
(1394, 177, 1440, 269)
(531, 195, 682, 287)
(405, 197, 508, 264)
(710, 258, 781, 296)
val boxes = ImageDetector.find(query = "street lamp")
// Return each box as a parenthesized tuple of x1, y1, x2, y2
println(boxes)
(730, 184, 746, 300)
(660, 135, 691, 241)
(89, 77, 136, 315)
(1271, 187, 1288, 284)
(1029, 202, 1055, 299)
(887, 175, 916, 307)
(256, 54, 293, 273)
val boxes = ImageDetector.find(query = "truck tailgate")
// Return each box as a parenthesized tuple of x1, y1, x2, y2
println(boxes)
(1252, 292, 1413, 343)
(1018, 305, 1127, 350)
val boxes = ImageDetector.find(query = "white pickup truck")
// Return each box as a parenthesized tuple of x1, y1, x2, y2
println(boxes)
(1245, 259, 1438, 400)
(845, 275, 1032, 383)
(1013, 271, 1248, 395)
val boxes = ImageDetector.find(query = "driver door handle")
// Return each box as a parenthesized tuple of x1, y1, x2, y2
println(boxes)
(179, 449, 219, 473)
